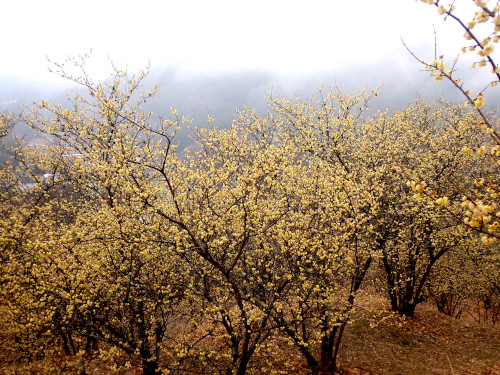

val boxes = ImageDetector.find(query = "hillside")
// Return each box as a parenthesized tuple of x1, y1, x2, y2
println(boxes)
(337, 303, 500, 375)
(1, 295, 499, 374)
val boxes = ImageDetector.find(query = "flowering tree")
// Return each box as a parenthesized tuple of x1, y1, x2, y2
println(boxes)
(408, 0, 500, 243)
(0, 113, 12, 138)
(367, 100, 484, 316)
(265, 87, 486, 317)
(1, 58, 189, 374)
(3, 11, 499, 369)
(1, 58, 373, 374)
(403, 0, 500, 317)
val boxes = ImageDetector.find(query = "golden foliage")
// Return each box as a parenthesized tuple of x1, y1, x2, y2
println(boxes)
(0, 51, 498, 374)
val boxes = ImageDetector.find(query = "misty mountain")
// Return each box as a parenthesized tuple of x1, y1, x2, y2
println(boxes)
(2, 56, 497, 149)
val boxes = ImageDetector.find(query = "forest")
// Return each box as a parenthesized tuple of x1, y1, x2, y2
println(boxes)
(0, 1, 499, 374)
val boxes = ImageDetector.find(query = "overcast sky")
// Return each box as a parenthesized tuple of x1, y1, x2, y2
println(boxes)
(1, 1, 466, 80)
(3, 0, 496, 125)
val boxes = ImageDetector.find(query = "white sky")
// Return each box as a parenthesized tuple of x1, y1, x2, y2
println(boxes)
(0, 0, 467, 83)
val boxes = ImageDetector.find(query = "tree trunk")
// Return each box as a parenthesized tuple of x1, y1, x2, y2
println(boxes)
(398, 301, 417, 317)
(311, 362, 336, 375)
(142, 358, 158, 375)
(236, 356, 250, 375)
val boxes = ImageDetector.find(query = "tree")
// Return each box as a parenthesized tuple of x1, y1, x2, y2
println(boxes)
(265, 86, 485, 317)
(249, 87, 382, 372)
(3, 17, 497, 370)
(367, 100, 484, 316)
(0, 65, 381, 374)
(429, 238, 500, 323)
(408, 0, 500, 243)
(0, 112, 14, 166)
(404, 0, 500, 319)
(0, 112, 12, 139)
(155, 101, 374, 374)
(149, 122, 295, 374)
(1, 57, 188, 374)
(4, 56, 360, 374)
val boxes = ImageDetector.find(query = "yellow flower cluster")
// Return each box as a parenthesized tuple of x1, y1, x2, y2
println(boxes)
(1, 47, 499, 374)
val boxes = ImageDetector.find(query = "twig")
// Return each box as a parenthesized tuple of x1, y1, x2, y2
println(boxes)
(445, 353, 455, 375)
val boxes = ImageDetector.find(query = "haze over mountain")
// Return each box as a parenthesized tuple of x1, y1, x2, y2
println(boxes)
(1, 54, 489, 146)
(1, 0, 496, 147)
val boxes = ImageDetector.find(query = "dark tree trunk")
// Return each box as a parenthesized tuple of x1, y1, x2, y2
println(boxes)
(311, 363, 336, 375)
(236, 356, 250, 375)
(142, 358, 158, 375)
(398, 300, 417, 317)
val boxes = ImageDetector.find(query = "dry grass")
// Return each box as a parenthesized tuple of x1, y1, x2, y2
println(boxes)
(338, 302, 500, 375)
(1, 296, 499, 374)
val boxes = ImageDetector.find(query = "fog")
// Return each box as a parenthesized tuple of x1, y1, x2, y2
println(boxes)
(2, 53, 496, 150)
(2, 1, 497, 148)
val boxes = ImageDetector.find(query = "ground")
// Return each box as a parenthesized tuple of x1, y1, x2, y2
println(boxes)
(1, 300, 498, 374)
(338, 303, 500, 375)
